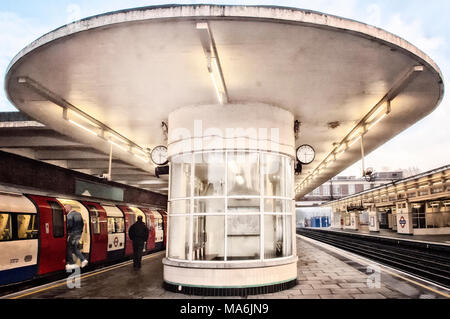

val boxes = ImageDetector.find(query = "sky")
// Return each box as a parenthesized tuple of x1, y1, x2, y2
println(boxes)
(0, 0, 449, 177)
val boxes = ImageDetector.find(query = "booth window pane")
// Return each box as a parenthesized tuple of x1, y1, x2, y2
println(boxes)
(170, 200, 190, 215)
(262, 153, 286, 197)
(227, 152, 260, 196)
(227, 198, 260, 213)
(0, 213, 12, 241)
(264, 199, 291, 213)
(17, 214, 38, 240)
(168, 215, 190, 260)
(193, 153, 225, 196)
(194, 198, 225, 214)
(285, 157, 294, 199)
(264, 215, 284, 258)
(192, 215, 224, 261)
(227, 214, 260, 260)
(170, 154, 192, 199)
(284, 215, 292, 257)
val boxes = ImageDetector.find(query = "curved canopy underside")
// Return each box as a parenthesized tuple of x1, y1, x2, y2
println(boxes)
(5, 5, 444, 199)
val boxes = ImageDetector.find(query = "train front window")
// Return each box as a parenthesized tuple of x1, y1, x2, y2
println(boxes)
(17, 214, 38, 240)
(0, 213, 12, 241)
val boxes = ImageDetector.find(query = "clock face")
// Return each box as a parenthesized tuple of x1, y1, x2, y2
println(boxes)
(296, 145, 315, 165)
(151, 146, 168, 166)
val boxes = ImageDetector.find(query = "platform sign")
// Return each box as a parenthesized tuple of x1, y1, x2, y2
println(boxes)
(399, 216, 407, 228)
(75, 179, 124, 201)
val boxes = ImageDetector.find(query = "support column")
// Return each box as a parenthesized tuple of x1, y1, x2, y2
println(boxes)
(368, 206, 380, 232)
(396, 201, 413, 234)
(163, 103, 298, 295)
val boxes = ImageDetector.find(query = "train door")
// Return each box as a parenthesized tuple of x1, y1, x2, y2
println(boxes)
(160, 211, 167, 248)
(139, 207, 156, 252)
(82, 202, 108, 264)
(153, 210, 164, 250)
(27, 195, 66, 276)
(57, 199, 91, 264)
(0, 192, 39, 285)
(103, 205, 125, 261)
(118, 206, 136, 256)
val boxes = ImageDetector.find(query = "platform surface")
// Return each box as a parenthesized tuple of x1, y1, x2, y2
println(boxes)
(2, 237, 448, 299)
(313, 226, 450, 245)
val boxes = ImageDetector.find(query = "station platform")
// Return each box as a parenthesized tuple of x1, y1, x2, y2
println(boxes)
(313, 226, 450, 246)
(2, 236, 448, 300)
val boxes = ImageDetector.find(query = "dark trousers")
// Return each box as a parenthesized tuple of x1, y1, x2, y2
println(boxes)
(67, 233, 86, 265)
(132, 241, 145, 269)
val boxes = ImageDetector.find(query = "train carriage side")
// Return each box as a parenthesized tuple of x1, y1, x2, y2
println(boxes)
(26, 195, 66, 276)
(158, 210, 167, 249)
(0, 192, 39, 285)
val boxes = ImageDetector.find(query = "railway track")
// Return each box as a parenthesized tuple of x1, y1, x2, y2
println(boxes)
(297, 228, 450, 289)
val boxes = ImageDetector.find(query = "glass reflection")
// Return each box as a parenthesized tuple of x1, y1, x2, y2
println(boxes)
(227, 214, 260, 260)
(193, 215, 225, 261)
(168, 215, 189, 260)
(170, 154, 191, 199)
(227, 152, 259, 196)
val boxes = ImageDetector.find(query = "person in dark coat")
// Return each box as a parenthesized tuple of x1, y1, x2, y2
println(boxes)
(128, 216, 149, 269)
(65, 204, 88, 270)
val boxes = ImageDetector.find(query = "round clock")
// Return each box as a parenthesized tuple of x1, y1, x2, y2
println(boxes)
(151, 145, 168, 166)
(296, 144, 315, 165)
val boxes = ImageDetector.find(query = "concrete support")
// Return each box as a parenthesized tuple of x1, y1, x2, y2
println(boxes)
(368, 208, 380, 232)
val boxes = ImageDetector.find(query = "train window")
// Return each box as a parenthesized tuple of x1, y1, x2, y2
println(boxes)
(157, 218, 163, 230)
(89, 206, 101, 235)
(17, 214, 38, 240)
(108, 217, 124, 234)
(49, 201, 65, 238)
(0, 213, 12, 241)
(115, 218, 125, 233)
(107, 218, 115, 234)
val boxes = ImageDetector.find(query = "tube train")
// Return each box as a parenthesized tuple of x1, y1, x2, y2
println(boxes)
(0, 184, 167, 286)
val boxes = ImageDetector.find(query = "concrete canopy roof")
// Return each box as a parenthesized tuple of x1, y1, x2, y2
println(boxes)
(4, 5, 444, 199)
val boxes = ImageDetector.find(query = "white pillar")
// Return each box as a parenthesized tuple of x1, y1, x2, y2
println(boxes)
(163, 103, 298, 291)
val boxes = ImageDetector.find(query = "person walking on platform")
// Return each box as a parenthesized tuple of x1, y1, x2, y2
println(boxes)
(129, 216, 149, 270)
(65, 204, 88, 271)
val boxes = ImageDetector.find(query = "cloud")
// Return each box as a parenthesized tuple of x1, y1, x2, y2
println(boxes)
(384, 13, 445, 56)
(366, 3, 381, 26)
(0, 11, 50, 111)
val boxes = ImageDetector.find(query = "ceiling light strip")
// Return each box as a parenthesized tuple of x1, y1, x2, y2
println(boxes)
(297, 65, 424, 191)
(197, 22, 229, 104)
